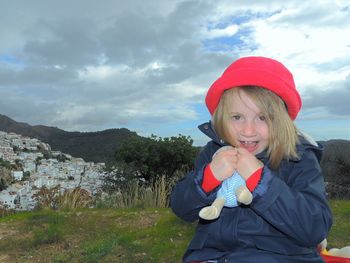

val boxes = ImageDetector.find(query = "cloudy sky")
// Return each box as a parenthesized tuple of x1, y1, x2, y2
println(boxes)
(1, 0, 349, 146)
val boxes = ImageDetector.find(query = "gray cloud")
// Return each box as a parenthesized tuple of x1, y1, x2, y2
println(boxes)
(0, 0, 231, 131)
(268, 1, 350, 27)
(0, 0, 349, 143)
(303, 80, 350, 117)
(23, 18, 101, 67)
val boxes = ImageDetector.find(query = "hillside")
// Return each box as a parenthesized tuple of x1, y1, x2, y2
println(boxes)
(0, 114, 138, 164)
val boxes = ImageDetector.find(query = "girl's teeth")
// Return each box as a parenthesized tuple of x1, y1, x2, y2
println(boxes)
(242, 141, 255, 144)
(239, 141, 258, 153)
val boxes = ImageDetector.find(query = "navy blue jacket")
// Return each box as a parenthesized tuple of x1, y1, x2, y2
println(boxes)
(171, 122, 332, 263)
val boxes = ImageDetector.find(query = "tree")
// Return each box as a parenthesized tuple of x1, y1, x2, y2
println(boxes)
(0, 158, 11, 169)
(114, 134, 199, 182)
(320, 140, 350, 199)
(102, 161, 141, 194)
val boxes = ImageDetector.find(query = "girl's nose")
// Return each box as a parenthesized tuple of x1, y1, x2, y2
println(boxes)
(241, 121, 257, 136)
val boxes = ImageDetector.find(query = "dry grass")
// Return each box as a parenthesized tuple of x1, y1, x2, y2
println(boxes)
(33, 186, 93, 210)
(96, 175, 177, 209)
(58, 188, 92, 210)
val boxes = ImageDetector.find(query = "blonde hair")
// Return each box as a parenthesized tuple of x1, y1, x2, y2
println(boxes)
(212, 86, 299, 170)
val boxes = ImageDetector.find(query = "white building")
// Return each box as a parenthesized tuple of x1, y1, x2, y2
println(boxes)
(12, 171, 23, 181)
(0, 190, 18, 209)
(0, 130, 107, 211)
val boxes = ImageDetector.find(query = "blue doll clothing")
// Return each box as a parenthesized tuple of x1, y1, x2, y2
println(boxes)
(216, 171, 244, 207)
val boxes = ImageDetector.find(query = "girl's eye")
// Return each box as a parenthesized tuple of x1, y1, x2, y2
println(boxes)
(259, 115, 266, 121)
(231, 115, 241, 120)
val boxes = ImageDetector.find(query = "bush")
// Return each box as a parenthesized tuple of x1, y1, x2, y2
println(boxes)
(32, 212, 65, 245)
(320, 140, 350, 199)
(102, 161, 142, 194)
(114, 134, 198, 182)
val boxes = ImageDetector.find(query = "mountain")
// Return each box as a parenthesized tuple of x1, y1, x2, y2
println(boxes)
(0, 114, 138, 164)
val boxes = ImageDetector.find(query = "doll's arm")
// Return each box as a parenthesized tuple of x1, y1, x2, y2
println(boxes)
(236, 185, 253, 205)
(199, 197, 225, 220)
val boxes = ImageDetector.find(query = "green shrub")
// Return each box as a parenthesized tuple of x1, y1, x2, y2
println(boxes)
(30, 211, 66, 246)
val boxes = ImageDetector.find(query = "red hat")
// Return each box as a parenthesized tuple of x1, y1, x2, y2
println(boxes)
(205, 56, 302, 120)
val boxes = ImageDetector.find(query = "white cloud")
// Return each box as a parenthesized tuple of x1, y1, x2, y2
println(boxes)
(205, 25, 239, 39)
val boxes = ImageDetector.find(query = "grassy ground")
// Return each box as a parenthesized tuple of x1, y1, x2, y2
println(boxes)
(327, 200, 350, 248)
(0, 200, 348, 263)
(0, 208, 195, 263)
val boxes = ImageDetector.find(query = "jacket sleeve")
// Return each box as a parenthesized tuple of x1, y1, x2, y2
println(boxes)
(170, 141, 220, 222)
(250, 147, 333, 247)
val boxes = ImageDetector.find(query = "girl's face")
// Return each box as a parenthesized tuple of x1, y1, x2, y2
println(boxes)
(227, 90, 269, 155)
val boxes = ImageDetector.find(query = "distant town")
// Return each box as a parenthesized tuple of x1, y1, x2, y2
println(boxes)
(0, 131, 107, 211)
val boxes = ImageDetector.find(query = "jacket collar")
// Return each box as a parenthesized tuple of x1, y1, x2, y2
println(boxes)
(198, 121, 226, 146)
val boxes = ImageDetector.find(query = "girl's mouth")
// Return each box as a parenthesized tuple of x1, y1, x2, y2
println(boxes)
(239, 141, 259, 153)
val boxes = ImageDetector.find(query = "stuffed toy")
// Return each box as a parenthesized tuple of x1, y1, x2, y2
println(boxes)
(199, 146, 253, 220)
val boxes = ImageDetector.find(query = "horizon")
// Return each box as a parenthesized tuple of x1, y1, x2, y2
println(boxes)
(1, 114, 349, 146)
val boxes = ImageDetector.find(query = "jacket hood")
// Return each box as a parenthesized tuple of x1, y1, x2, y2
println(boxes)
(297, 132, 323, 162)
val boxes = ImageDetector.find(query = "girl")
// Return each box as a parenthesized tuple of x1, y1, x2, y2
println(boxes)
(171, 56, 332, 263)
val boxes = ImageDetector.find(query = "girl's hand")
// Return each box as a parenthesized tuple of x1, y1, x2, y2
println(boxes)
(209, 146, 238, 181)
(236, 147, 264, 181)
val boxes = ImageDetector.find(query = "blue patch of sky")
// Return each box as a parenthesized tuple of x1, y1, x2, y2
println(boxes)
(206, 10, 277, 30)
(315, 59, 350, 71)
(202, 27, 257, 52)
(201, 10, 276, 52)
(0, 54, 17, 64)
(143, 117, 210, 146)
(194, 102, 210, 121)
(0, 54, 24, 69)
(340, 4, 350, 12)
(296, 119, 350, 141)
(202, 35, 243, 52)
(124, 102, 211, 144)
(208, 13, 251, 30)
